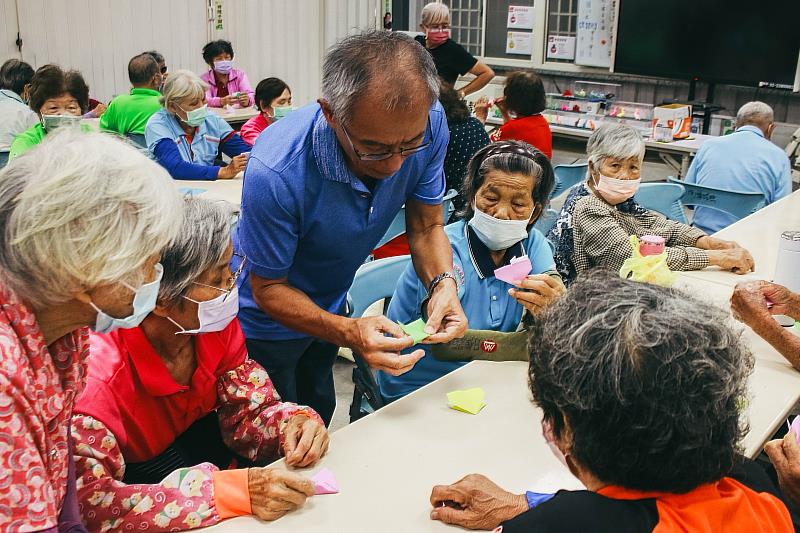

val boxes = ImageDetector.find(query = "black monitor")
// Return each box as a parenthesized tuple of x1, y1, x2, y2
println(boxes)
(614, 0, 800, 89)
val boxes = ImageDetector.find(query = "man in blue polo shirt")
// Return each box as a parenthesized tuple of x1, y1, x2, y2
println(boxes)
(234, 31, 468, 424)
(685, 101, 792, 234)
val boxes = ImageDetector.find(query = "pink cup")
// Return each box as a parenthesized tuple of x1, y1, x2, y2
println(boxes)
(639, 235, 665, 256)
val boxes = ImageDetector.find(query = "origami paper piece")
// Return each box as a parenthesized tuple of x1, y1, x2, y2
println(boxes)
(312, 468, 339, 495)
(399, 318, 430, 344)
(494, 256, 533, 285)
(447, 387, 486, 415)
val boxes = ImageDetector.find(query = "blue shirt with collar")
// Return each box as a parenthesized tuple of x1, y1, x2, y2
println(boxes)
(234, 102, 448, 341)
(377, 220, 556, 402)
(145, 108, 246, 180)
(684, 125, 791, 234)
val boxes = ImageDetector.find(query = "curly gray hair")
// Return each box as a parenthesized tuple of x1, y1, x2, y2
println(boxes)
(321, 30, 439, 126)
(527, 270, 754, 492)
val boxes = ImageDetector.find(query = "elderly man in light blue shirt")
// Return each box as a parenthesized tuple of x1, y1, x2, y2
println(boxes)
(685, 101, 791, 234)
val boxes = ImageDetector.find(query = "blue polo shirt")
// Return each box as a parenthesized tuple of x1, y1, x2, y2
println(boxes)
(684, 125, 791, 234)
(145, 107, 233, 165)
(377, 220, 556, 402)
(234, 102, 448, 340)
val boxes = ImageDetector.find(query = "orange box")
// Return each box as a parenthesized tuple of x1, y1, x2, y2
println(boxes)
(652, 104, 692, 141)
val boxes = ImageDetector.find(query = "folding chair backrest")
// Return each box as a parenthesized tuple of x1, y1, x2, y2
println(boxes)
(635, 182, 688, 223)
(667, 177, 766, 221)
(551, 163, 588, 199)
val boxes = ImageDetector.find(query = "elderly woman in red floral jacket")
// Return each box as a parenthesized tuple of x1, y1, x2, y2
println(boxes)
(0, 129, 181, 532)
(72, 197, 329, 532)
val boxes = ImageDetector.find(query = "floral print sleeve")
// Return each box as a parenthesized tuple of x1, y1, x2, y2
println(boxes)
(216, 358, 323, 462)
(72, 413, 225, 532)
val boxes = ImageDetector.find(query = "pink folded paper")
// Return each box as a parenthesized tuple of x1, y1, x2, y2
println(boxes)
(790, 415, 800, 444)
(312, 467, 339, 495)
(494, 256, 533, 285)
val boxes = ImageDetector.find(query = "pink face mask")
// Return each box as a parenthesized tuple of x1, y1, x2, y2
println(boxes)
(426, 28, 451, 46)
(594, 173, 641, 205)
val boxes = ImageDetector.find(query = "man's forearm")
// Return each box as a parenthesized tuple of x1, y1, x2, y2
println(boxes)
(253, 281, 354, 347)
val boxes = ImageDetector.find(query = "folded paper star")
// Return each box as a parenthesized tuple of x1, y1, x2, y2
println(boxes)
(494, 256, 533, 285)
(447, 387, 486, 415)
(311, 467, 339, 495)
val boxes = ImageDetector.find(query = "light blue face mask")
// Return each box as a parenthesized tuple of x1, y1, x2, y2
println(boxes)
(41, 114, 82, 132)
(273, 106, 293, 119)
(91, 264, 163, 334)
(178, 104, 208, 127)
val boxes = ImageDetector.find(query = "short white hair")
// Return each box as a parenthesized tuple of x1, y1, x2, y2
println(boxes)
(421, 2, 450, 26)
(0, 128, 182, 307)
(586, 124, 646, 169)
(160, 69, 207, 110)
(736, 101, 773, 127)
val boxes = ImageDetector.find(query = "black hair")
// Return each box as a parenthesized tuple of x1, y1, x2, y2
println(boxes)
(504, 71, 546, 117)
(202, 40, 235, 65)
(143, 50, 165, 65)
(458, 140, 555, 222)
(0, 59, 35, 96)
(28, 64, 90, 114)
(438, 81, 470, 124)
(254, 77, 290, 111)
(128, 53, 159, 86)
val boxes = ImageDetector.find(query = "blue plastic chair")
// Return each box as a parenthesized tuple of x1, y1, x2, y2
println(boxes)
(374, 189, 458, 249)
(666, 177, 766, 224)
(635, 182, 688, 223)
(551, 163, 588, 199)
(345, 255, 412, 421)
(534, 207, 559, 236)
(125, 132, 147, 149)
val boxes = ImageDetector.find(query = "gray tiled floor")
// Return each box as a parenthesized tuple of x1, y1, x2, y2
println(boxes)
(328, 136, 677, 433)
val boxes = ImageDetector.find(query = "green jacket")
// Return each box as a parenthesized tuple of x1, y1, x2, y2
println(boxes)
(9, 122, 95, 160)
(99, 88, 161, 135)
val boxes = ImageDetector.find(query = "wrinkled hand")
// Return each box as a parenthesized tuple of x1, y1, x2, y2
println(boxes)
(283, 414, 329, 468)
(764, 432, 800, 508)
(349, 315, 424, 375)
(423, 279, 468, 344)
(430, 474, 528, 530)
(731, 281, 773, 327)
(218, 154, 248, 179)
(248, 467, 315, 521)
(509, 274, 565, 316)
(473, 96, 490, 124)
(707, 247, 755, 274)
(238, 93, 251, 107)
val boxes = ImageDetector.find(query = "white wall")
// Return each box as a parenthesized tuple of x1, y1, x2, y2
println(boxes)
(3, 0, 381, 106)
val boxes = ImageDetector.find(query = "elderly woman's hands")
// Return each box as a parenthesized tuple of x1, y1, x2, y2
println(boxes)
(696, 236, 739, 250)
(430, 474, 528, 530)
(509, 274, 565, 316)
(473, 96, 490, 124)
(764, 432, 800, 508)
(282, 414, 329, 468)
(248, 467, 315, 521)
(218, 154, 248, 179)
(731, 281, 799, 325)
(706, 247, 755, 274)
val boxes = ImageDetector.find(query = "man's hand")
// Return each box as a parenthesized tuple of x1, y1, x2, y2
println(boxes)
(348, 315, 425, 375)
(282, 414, 329, 468)
(764, 432, 800, 508)
(248, 467, 315, 522)
(430, 474, 528, 530)
(423, 279, 468, 344)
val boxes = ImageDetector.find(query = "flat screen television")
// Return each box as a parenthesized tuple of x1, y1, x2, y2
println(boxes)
(613, 0, 800, 89)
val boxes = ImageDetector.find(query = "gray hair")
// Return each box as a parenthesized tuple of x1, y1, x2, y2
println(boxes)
(586, 123, 646, 170)
(158, 197, 236, 303)
(527, 270, 754, 492)
(0, 129, 182, 306)
(160, 69, 207, 110)
(421, 2, 450, 26)
(321, 30, 439, 125)
(736, 101, 774, 128)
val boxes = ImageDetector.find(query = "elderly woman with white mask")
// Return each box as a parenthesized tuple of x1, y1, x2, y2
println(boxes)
(548, 124, 755, 286)
(378, 141, 564, 402)
(73, 197, 329, 532)
(0, 129, 182, 532)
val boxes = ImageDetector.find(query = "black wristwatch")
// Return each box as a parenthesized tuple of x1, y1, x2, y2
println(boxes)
(420, 272, 458, 320)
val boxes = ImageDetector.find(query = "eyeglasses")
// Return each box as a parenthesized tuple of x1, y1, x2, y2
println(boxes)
(191, 253, 246, 302)
(340, 118, 432, 161)
(160, 66, 168, 74)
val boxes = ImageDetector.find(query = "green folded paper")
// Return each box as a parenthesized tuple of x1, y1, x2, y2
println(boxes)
(447, 387, 486, 415)
(399, 318, 430, 344)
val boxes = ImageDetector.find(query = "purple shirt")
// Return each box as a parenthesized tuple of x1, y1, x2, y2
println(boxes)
(200, 68, 254, 108)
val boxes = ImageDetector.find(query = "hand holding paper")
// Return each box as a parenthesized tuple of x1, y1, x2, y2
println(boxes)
(494, 256, 533, 285)
(399, 318, 431, 344)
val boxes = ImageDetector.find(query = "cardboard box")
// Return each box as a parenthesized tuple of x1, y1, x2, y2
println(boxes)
(651, 104, 692, 141)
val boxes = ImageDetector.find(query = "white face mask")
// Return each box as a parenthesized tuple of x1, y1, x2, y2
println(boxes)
(468, 205, 535, 251)
(168, 285, 239, 335)
(41, 114, 82, 132)
(593, 173, 641, 205)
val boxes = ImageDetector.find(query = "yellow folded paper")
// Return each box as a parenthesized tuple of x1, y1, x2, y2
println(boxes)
(619, 235, 677, 287)
(447, 387, 486, 415)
